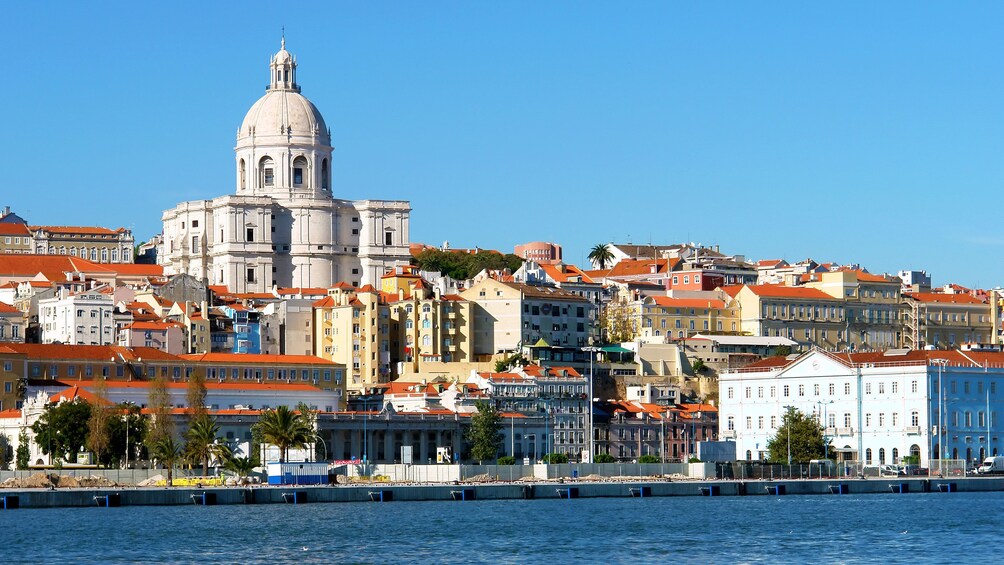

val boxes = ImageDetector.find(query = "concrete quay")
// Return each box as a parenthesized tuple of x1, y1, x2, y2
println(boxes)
(2, 476, 1004, 509)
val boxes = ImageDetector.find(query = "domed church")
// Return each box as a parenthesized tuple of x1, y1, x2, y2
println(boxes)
(160, 39, 411, 292)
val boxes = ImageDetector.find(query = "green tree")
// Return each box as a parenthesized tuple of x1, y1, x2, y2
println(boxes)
(224, 454, 257, 479)
(150, 435, 184, 486)
(691, 359, 706, 374)
(766, 407, 831, 463)
(774, 345, 792, 357)
(466, 400, 503, 463)
(497, 455, 516, 465)
(0, 433, 12, 470)
(16, 428, 30, 470)
(493, 353, 528, 373)
(594, 452, 615, 463)
(186, 368, 208, 423)
(600, 298, 638, 343)
(254, 406, 313, 462)
(32, 399, 92, 465)
(542, 452, 569, 464)
(638, 454, 660, 464)
(587, 244, 614, 269)
(103, 405, 148, 468)
(87, 376, 112, 465)
(147, 373, 174, 446)
(412, 248, 524, 280)
(185, 415, 231, 476)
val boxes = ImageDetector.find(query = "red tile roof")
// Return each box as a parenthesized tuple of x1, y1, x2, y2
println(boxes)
(905, 292, 986, 305)
(538, 263, 596, 284)
(179, 353, 337, 365)
(30, 226, 127, 235)
(0, 301, 19, 314)
(56, 379, 326, 393)
(0, 224, 30, 236)
(649, 296, 726, 309)
(743, 284, 836, 300)
(1, 343, 179, 361)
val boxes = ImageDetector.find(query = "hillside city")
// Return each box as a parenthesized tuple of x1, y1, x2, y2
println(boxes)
(1, 39, 1002, 479)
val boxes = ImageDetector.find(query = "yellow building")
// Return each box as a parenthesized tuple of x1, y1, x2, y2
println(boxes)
(313, 284, 391, 394)
(804, 270, 904, 350)
(637, 296, 739, 341)
(902, 292, 993, 349)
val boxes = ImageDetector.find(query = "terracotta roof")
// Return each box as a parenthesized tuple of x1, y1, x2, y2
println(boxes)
(179, 353, 337, 365)
(757, 259, 786, 268)
(0, 408, 22, 418)
(538, 263, 596, 284)
(0, 224, 30, 236)
(312, 296, 336, 308)
(30, 226, 126, 235)
(743, 284, 836, 300)
(107, 264, 164, 276)
(523, 364, 582, 378)
(275, 287, 328, 296)
(2, 343, 179, 361)
(50, 385, 108, 405)
(0, 301, 19, 314)
(905, 292, 986, 305)
(648, 296, 726, 309)
(122, 321, 183, 331)
(0, 254, 115, 281)
(498, 282, 589, 302)
(54, 379, 326, 393)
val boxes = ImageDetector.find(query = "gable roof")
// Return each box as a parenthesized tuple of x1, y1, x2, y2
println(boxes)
(742, 284, 836, 300)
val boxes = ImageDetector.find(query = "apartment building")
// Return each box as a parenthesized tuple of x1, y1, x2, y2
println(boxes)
(313, 284, 391, 393)
(38, 290, 117, 345)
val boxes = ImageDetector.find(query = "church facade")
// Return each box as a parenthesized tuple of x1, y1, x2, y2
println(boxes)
(160, 40, 411, 292)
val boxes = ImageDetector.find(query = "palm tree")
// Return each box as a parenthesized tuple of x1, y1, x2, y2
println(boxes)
(254, 406, 314, 462)
(185, 415, 231, 477)
(588, 243, 614, 270)
(150, 435, 184, 486)
(223, 454, 257, 480)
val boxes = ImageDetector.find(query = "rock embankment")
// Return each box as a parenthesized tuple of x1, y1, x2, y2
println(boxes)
(1, 473, 119, 489)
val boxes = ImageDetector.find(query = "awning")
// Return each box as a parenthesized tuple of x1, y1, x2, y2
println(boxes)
(531, 338, 551, 347)
(600, 345, 632, 354)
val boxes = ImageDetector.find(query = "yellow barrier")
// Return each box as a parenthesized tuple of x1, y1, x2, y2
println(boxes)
(155, 477, 226, 487)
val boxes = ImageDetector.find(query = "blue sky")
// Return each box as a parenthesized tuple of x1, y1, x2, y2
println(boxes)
(5, 2, 1003, 287)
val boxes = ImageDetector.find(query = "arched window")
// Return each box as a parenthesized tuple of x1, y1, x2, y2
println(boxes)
(422, 335, 430, 347)
(406, 304, 413, 313)
(405, 319, 413, 329)
(878, 448, 885, 464)
(892, 448, 899, 463)
(239, 159, 246, 190)
(745, 450, 752, 461)
(321, 158, 329, 190)
(865, 448, 872, 464)
(259, 156, 275, 187)
(111, 249, 119, 262)
(422, 318, 431, 329)
(69, 247, 76, 257)
(90, 248, 98, 261)
(422, 304, 431, 313)
(292, 156, 308, 187)
(101, 249, 108, 262)
(59, 246, 66, 255)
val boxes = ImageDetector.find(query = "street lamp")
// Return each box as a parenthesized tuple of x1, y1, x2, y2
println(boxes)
(931, 358, 949, 476)
(582, 345, 601, 463)
(816, 400, 834, 459)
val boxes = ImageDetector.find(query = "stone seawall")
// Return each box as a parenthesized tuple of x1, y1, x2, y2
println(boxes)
(2, 477, 1003, 509)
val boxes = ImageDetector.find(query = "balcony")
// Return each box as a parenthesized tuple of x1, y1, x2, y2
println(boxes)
(720, 430, 736, 439)
(905, 426, 921, 435)
(836, 427, 854, 436)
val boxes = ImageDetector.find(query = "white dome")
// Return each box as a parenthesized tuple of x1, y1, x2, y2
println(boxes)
(238, 89, 329, 143)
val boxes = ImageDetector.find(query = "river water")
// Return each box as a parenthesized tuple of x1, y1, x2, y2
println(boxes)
(3, 491, 1003, 563)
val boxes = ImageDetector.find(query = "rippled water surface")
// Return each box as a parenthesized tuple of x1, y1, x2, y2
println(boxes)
(4, 491, 1004, 563)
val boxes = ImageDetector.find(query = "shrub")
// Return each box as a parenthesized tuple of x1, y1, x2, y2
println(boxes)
(497, 456, 516, 465)
(638, 455, 660, 464)
(542, 453, 569, 464)
(594, 453, 616, 463)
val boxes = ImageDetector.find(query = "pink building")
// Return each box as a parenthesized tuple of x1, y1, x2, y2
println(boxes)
(514, 241, 562, 263)
(118, 321, 186, 354)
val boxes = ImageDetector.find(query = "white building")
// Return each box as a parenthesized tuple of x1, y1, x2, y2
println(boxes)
(38, 290, 116, 345)
(161, 39, 411, 293)
(719, 349, 1004, 467)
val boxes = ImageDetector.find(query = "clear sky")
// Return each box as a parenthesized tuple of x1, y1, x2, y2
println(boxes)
(5, 2, 1003, 287)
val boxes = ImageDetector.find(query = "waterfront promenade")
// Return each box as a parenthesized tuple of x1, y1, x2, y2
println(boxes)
(3, 475, 1004, 509)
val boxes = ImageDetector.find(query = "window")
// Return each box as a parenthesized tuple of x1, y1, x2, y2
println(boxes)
(798, 385, 805, 397)
(865, 383, 872, 394)
(385, 231, 393, 246)
(746, 416, 752, 429)
(727, 387, 733, 399)
(892, 382, 898, 394)
(911, 410, 919, 426)
(292, 156, 307, 187)
(829, 383, 835, 395)
(844, 413, 852, 427)
(814, 384, 820, 396)
(727, 416, 734, 430)
(844, 382, 851, 395)
(246, 228, 254, 242)
(246, 268, 256, 283)
(911, 380, 918, 393)
(260, 156, 275, 187)
(783, 385, 789, 397)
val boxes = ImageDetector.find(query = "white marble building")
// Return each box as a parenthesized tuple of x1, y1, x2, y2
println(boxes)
(161, 39, 411, 292)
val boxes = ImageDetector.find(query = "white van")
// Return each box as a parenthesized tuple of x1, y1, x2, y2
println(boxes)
(977, 456, 1004, 474)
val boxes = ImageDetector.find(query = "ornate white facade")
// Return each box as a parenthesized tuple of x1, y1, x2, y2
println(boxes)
(161, 40, 411, 292)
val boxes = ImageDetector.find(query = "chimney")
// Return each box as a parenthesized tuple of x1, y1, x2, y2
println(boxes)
(0, 206, 8, 218)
